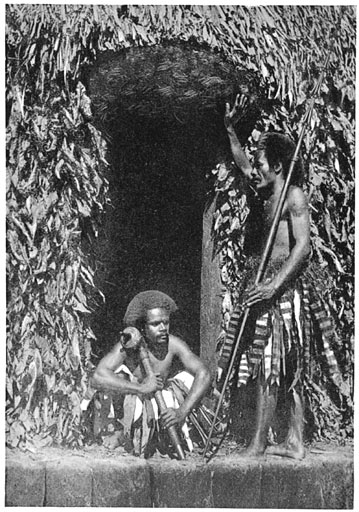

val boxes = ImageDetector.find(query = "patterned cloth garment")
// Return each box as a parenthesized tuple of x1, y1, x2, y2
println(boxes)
(81, 369, 213, 457)
(218, 259, 349, 402)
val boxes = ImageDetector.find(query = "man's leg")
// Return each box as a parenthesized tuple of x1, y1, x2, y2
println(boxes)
(265, 386, 305, 459)
(240, 374, 277, 457)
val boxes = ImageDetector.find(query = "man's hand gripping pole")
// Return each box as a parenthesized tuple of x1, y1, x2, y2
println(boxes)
(202, 53, 330, 461)
(121, 327, 185, 460)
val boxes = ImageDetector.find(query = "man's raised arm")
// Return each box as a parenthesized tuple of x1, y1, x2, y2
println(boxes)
(224, 94, 253, 178)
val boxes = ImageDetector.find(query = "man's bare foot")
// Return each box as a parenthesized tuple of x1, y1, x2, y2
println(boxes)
(238, 445, 265, 458)
(265, 441, 306, 460)
(103, 431, 124, 450)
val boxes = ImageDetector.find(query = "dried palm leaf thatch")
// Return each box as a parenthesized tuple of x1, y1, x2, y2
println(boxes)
(89, 44, 261, 126)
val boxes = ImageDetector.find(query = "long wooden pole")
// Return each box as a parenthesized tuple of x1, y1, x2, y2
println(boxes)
(202, 53, 330, 461)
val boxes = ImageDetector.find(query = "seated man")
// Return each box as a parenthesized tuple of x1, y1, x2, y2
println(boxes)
(82, 290, 212, 457)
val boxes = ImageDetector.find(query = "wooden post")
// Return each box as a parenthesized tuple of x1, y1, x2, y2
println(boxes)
(200, 193, 222, 379)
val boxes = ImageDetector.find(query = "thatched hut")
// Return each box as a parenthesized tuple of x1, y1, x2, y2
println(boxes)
(6, 5, 355, 448)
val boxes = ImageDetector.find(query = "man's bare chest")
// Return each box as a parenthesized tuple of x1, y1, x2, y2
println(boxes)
(262, 200, 292, 253)
(262, 195, 289, 224)
(125, 350, 173, 381)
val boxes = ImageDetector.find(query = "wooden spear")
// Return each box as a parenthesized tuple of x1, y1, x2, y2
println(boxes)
(202, 53, 330, 461)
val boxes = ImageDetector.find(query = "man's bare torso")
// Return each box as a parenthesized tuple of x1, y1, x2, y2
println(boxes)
(122, 335, 177, 383)
(262, 192, 293, 262)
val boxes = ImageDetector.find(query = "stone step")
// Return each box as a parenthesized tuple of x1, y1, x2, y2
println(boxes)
(5, 447, 353, 508)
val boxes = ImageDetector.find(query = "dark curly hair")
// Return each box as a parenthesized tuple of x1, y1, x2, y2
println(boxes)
(257, 132, 304, 186)
(123, 290, 177, 331)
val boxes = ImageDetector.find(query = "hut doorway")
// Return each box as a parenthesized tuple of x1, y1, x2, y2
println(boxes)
(87, 44, 252, 362)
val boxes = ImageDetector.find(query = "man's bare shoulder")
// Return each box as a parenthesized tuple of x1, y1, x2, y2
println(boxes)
(168, 334, 208, 376)
(168, 334, 193, 355)
(287, 186, 308, 214)
(98, 340, 127, 370)
(169, 334, 195, 359)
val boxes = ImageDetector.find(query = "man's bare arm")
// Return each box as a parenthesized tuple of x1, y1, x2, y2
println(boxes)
(91, 342, 163, 396)
(160, 337, 211, 428)
(225, 94, 253, 178)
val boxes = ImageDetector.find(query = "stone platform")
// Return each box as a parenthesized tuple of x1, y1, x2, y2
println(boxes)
(5, 444, 353, 508)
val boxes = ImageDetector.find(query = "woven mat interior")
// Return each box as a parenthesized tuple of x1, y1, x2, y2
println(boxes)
(89, 44, 259, 126)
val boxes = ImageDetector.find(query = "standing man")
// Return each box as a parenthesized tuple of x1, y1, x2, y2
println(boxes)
(86, 290, 211, 457)
(218, 94, 347, 459)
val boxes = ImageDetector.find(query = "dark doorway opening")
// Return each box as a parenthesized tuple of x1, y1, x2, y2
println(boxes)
(87, 44, 255, 360)
(90, 112, 226, 359)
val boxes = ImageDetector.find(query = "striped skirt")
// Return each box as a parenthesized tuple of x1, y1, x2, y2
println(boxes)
(218, 262, 345, 394)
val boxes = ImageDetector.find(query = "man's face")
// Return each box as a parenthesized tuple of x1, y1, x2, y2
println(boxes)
(251, 150, 277, 190)
(144, 308, 170, 345)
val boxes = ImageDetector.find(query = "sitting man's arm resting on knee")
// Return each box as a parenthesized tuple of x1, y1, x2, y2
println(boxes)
(90, 342, 163, 397)
(160, 337, 211, 429)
